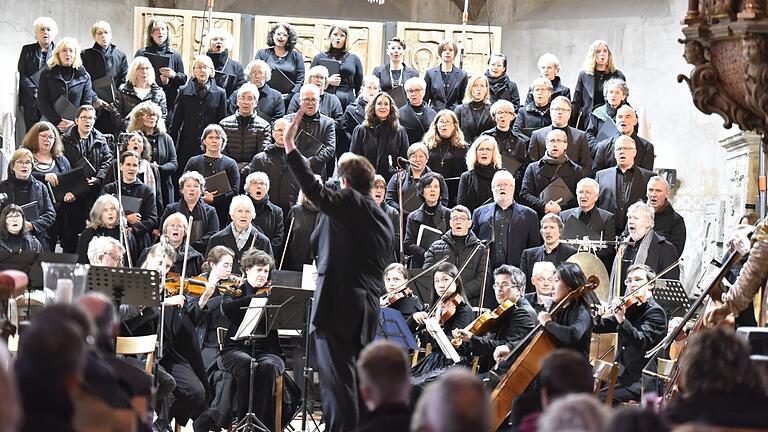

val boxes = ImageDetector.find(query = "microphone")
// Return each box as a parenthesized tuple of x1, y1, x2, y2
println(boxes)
(388, 155, 397, 174)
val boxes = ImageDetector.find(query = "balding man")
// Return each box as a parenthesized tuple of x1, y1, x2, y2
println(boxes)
(283, 84, 336, 178)
(646, 175, 686, 258)
(595, 135, 654, 231)
(528, 96, 592, 173)
(355, 341, 412, 432)
(520, 129, 584, 217)
(525, 261, 556, 314)
(560, 177, 617, 267)
(591, 105, 655, 176)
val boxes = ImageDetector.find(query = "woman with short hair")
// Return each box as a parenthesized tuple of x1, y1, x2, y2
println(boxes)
(349, 92, 409, 181)
(403, 172, 451, 268)
(311, 24, 364, 111)
(485, 53, 520, 110)
(102, 131, 164, 212)
(75, 194, 137, 264)
(18, 16, 58, 130)
(239, 60, 285, 123)
(206, 28, 246, 99)
(457, 135, 502, 212)
(373, 37, 420, 93)
(385, 142, 449, 215)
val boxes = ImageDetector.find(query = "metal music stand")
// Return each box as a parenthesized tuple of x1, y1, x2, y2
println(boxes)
(86, 266, 161, 308)
(375, 308, 418, 350)
(653, 279, 692, 318)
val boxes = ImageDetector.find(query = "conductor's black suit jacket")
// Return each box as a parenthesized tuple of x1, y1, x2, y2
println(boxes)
(286, 150, 394, 348)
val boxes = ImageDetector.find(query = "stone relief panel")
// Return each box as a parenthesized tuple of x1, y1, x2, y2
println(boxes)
(133, 7, 242, 73)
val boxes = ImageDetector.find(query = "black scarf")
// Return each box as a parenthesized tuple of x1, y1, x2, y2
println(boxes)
(327, 47, 347, 61)
(540, 152, 567, 165)
(207, 50, 229, 71)
(485, 71, 510, 99)
(474, 164, 496, 181)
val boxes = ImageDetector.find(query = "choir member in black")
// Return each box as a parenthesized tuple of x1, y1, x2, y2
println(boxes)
(244, 171, 285, 257)
(184, 124, 240, 227)
(113, 57, 168, 132)
(21, 121, 71, 250)
(559, 178, 616, 268)
(380, 262, 423, 321)
(0, 148, 55, 249)
(593, 264, 667, 403)
(205, 249, 286, 431)
(454, 75, 495, 144)
(220, 83, 272, 169)
(528, 96, 592, 174)
(81, 21, 128, 136)
(424, 40, 468, 112)
(614, 202, 679, 295)
(646, 176, 686, 258)
(242, 118, 299, 218)
(283, 84, 337, 178)
(452, 265, 536, 372)
(37, 37, 99, 132)
(403, 172, 451, 268)
(571, 40, 626, 130)
(457, 135, 501, 212)
(103, 150, 158, 250)
(585, 78, 629, 149)
(127, 101, 177, 205)
(147, 212, 205, 276)
(350, 92, 409, 181)
(311, 24, 364, 110)
(409, 262, 473, 385)
(423, 110, 467, 205)
(592, 105, 654, 175)
(485, 53, 520, 110)
(524, 53, 571, 105)
(76, 194, 137, 264)
(205, 28, 246, 99)
(519, 129, 584, 218)
(399, 77, 437, 145)
(595, 135, 654, 231)
(385, 142, 449, 216)
(524, 261, 556, 314)
(519, 214, 577, 293)
(372, 174, 401, 261)
(240, 60, 285, 124)
(481, 100, 529, 191)
(171, 54, 228, 177)
(102, 131, 163, 213)
(254, 22, 305, 107)
(0, 204, 43, 253)
(424, 205, 487, 306)
(373, 37, 419, 93)
(343, 75, 380, 153)
(18, 16, 57, 131)
(207, 195, 273, 274)
(287, 66, 344, 132)
(283, 187, 320, 271)
(512, 76, 552, 139)
(134, 17, 187, 123)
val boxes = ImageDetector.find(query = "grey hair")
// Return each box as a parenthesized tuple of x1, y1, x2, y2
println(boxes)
(86, 236, 124, 264)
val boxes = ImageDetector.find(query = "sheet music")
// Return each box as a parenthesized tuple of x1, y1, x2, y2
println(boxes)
(301, 263, 317, 291)
(425, 316, 460, 364)
(233, 297, 268, 340)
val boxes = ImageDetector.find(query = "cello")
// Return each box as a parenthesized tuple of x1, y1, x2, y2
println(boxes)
(489, 275, 599, 430)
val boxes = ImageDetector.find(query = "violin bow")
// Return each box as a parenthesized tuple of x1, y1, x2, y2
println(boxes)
(178, 215, 194, 303)
(278, 216, 295, 271)
(611, 258, 682, 314)
(114, 153, 133, 267)
(426, 241, 485, 319)
(380, 256, 448, 304)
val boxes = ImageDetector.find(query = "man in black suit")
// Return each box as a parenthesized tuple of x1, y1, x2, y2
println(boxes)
(591, 105, 655, 177)
(646, 175, 686, 258)
(283, 84, 336, 178)
(399, 77, 437, 145)
(519, 214, 576, 293)
(283, 109, 393, 432)
(560, 177, 617, 267)
(595, 135, 654, 231)
(524, 261, 556, 314)
(527, 96, 592, 173)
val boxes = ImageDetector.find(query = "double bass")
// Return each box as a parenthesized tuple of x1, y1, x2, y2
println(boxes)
(489, 275, 599, 430)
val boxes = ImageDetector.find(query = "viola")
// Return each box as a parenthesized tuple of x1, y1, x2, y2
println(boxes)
(164, 272, 243, 298)
(381, 287, 413, 307)
(451, 299, 516, 347)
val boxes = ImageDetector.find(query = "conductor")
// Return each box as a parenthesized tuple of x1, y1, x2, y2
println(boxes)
(283, 109, 394, 431)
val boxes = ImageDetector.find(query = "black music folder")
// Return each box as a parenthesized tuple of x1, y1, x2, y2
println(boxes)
(145, 53, 170, 81)
(205, 171, 231, 195)
(297, 129, 326, 156)
(20, 201, 39, 221)
(215, 72, 236, 95)
(54, 96, 78, 121)
(52, 167, 90, 202)
(416, 224, 442, 249)
(563, 216, 600, 240)
(402, 190, 421, 214)
(596, 118, 619, 142)
(92, 75, 116, 102)
(74, 156, 97, 178)
(387, 86, 408, 108)
(114, 195, 142, 214)
(319, 58, 341, 77)
(539, 177, 574, 204)
(268, 68, 294, 94)
(501, 155, 523, 175)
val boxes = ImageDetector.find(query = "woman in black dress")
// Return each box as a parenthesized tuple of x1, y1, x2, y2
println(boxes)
(311, 24, 364, 111)
(571, 40, 626, 130)
(454, 74, 495, 144)
(0, 205, 43, 253)
(422, 110, 467, 205)
(254, 22, 305, 108)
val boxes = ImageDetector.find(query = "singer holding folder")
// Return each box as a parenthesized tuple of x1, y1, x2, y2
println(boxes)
(283, 108, 393, 432)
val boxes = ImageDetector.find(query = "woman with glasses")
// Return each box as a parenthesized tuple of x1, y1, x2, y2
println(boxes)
(127, 101, 178, 205)
(254, 22, 304, 108)
(457, 136, 502, 213)
(385, 142, 448, 218)
(422, 110, 467, 205)
(76, 194, 137, 264)
(112, 56, 167, 132)
(0, 204, 43, 253)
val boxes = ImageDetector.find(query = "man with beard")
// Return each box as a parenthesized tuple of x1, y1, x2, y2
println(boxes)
(519, 214, 576, 293)
(591, 105, 655, 176)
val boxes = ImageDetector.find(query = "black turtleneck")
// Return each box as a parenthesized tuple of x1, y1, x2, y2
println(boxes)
(207, 50, 229, 71)
(10, 175, 34, 204)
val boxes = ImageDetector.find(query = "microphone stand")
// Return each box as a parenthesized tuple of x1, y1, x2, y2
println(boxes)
(394, 158, 407, 264)
(459, 0, 469, 69)
(114, 141, 133, 267)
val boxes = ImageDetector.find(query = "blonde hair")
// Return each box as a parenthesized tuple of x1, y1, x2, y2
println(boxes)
(306, 65, 329, 90)
(466, 135, 502, 170)
(191, 54, 215, 78)
(127, 56, 156, 86)
(10, 149, 33, 167)
(490, 100, 516, 121)
(90, 21, 111, 38)
(127, 101, 166, 134)
(582, 39, 618, 75)
(162, 212, 189, 234)
(463, 74, 490, 104)
(422, 110, 465, 150)
(48, 37, 82, 68)
(204, 27, 235, 51)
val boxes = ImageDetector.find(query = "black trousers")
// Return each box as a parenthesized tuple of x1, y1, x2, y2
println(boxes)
(165, 360, 206, 425)
(218, 349, 285, 428)
(314, 330, 360, 432)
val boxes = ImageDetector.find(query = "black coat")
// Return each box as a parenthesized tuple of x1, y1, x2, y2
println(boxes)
(206, 223, 273, 274)
(254, 48, 305, 99)
(373, 63, 420, 93)
(207, 50, 246, 99)
(384, 166, 448, 215)
(424, 66, 468, 112)
(145, 132, 178, 205)
(544, 300, 593, 357)
(470, 296, 536, 371)
(454, 102, 495, 144)
(652, 203, 686, 258)
(592, 133, 655, 177)
(17, 41, 53, 109)
(113, 82, 167, 131)
(481, 127, 529, 192)
(100, 160, 163, 213)
(61, 126, 113, 181)
(485, 72, 521, 110)
(456, 166, 497, 212)
(519, 158, 584, 217)
(283, 113, 336, 177)
(403, 204, 450, 268)
(243, 145, 299, 218)
(471, 201, 542, 269)
(287, 92, 344, 125)
(398, 103, 436, 145)
(219, 112, 272, 165)
(284, 203, 320, 271)
(355, 403, 411, 432)
(286, 150, 393, 348)
(519, 244, 577, 293)
(595, 165, 654, 230)
(570, 69, 626, 130)
(0, 176, 56, 241)
(160, 199, 219, 255)
(620, 231, 680, 293)
(423, 231, 487, 306)
(0, 233, 42, 253)
(349, 123, 409, 182)
(512, 102, 551, 138)
(342, 96, 367, 153)
(103, 180, 158, 240)
(134, 43, 187, 119)
(257, 84, 285, 124)
(170, 79, 228, 164)
(184, 154, 240, 227)
(37, 65, 97, 124)
(528, 126, 592, 174)
(311, 51, 364, 109)
(81, 42, 128, 90)
(249, 195, 285, 257)
(524, 75, 571, 105)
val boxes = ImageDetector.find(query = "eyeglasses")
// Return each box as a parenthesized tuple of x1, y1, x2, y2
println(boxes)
(615, 146, 636, 152)
(237, 96, 256, 101)
(551, 107, 571, 112)
(142, 112, 158, 118)
(14, 160, 32, 166)
(547, 138, 567, 143)
(406, 88, 424, 93)
(493, 182, 514, 189)
(450, 216, 470, 222)
(309, 74, 326, 80)
(495, 110, 514, 116)
(301, 98, 319, 103)
(437, 119, 454, 125)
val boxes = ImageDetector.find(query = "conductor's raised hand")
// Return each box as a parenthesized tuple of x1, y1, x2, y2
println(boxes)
(283, 109, 304, 155)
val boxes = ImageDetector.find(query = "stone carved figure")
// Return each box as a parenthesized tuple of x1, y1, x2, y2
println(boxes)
(742, 34, 768, 120)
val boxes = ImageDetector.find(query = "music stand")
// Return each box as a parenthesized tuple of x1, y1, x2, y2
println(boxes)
(0, 252, 79, 290)
(375, 308, 417, 350)
(86, 266, 161, 308)
(653, 279, 691, 318)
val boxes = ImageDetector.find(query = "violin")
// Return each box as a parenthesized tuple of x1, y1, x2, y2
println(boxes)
(451, 299, 516, 347)
(164, 272, 243, 297)
(612, 287, 650, 314)
(436, 292, 462, 325)
(381, 287, 413, 307)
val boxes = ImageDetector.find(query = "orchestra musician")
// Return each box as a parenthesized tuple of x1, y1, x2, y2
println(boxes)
(524, 261, 557, 315)
(593, 264, 667, 403)
(380, 262, 424, 321)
